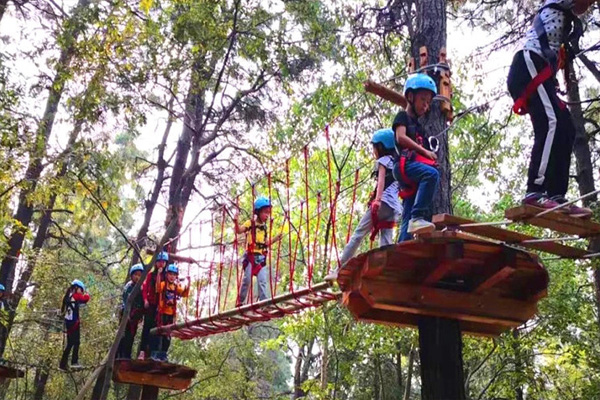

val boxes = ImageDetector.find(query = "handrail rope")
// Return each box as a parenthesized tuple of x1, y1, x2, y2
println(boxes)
(303, 146, 312, 288)
(346, 168, 361, 243)
(458, 188, 600, 230)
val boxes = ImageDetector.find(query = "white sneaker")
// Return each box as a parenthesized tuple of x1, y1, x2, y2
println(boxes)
(407, 218, 435, 235)
(70, 363, 83, 370)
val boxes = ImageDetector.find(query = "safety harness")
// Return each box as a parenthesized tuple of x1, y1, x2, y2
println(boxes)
(247, 220, 268, 276)
(513, 3, 583, 115)
(368, 161, 397, 241)
(395, 118, 437, 200)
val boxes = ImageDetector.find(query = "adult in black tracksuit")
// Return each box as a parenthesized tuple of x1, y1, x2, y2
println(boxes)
(507, 0, 594, 216)
(59, 280, 90, 370)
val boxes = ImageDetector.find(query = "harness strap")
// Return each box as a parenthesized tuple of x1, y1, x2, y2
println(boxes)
(66, 320, 80, 335)
(369, 203, 396, 242)
(398, 154, 417, 200)
(512, 63, 555, 115)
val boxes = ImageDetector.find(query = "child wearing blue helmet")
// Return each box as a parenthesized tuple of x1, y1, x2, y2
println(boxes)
(151, 263, 189, 361)
(139, 250, 169, 360)
(116, 264, 145, 359)
(235, 197, 283, 306)
(59, 279, 90, 370)
(326, 128, 402, 281)
(392, 73, 440, 242)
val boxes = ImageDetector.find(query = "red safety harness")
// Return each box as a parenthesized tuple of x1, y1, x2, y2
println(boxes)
(397, 126, 438, 200)
(513, 3, 582, 115)
(247, 220, 268, 276)
(369, 201, 395, 241)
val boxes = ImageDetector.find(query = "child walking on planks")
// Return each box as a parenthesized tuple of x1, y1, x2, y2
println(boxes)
(59, 280, 90, 371)
(325, 129, 402, 281)
(393, 73, 440, 242)
(116, 264, 145, 359)
(507, 0, 595, 217)
(235, 197, 283, 306)
(151, 263, 189, 362)
(139, 250, 169, 360)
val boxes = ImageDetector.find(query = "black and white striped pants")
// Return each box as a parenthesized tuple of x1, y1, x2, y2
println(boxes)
(507, 50, 575, 197)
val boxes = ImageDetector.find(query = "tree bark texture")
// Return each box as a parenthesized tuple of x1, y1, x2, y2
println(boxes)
(0, 0, 91, 357)
(567, 64, 600, 330)
(398, 1, 464, 398)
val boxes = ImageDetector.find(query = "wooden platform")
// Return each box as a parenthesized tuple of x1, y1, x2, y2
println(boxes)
(433, 214, 591, 259)
(112, 359, 197, 390)
(337, 231, 548, 337)
(505, 204, 600, 237)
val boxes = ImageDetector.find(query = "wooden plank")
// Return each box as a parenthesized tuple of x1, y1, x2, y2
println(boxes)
(473, 267, 516, 294)
(424, 260, 461, 285)
(505, 205, 600, 237)
(113, 361, 196, 390)
(359, 281, 537, 326)
(355, 308, 507, 337)
(433, 214, 590, 258)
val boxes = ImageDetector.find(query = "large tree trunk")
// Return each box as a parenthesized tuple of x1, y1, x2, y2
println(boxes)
(397, 0, 464, 398)
(0, 0, 90, 357)
(567, 65, 600, 328)
(33, 367, 50, 400)
(0, 123, 81, 358)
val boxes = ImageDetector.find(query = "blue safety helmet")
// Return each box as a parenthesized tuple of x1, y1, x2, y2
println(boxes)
(403, 73, 437, 97)
(166, 264, 179, 275)
(71, 279, 86, 291)
(0, 284, 5, 292)
(254, 197, 271, 212)
(156, 251, 169, 262)
(371, 128, 396, 150)
(129, 264, 144, 276)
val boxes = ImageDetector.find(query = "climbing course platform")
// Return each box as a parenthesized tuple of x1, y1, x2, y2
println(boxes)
(153, 282, 339, 339)
(505, 205, 600, 237)
(113, 359, 197, 390)
(337, 230, 549, 337)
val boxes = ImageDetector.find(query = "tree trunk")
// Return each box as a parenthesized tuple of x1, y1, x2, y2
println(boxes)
(33, 367, 50, 400)
(130, 96, 175, 266)
(320, 336, 328, 391)
(401, 0, 464, 398)
(0, 0, 91, 357)
(567, 65, 600, 329)
(396, 342, 403, 395)
(512, 329, 525, 400)
(403, 345, 415, 400)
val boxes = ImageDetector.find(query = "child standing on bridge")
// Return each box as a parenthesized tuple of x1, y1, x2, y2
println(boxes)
(59, 280, 90, 371)
(507, 0, 594, 216)
(325, 129, 402, 281)
(235, 197, 282, 306)
(117, 264, 145, 359)
(393, 73, 440, 242)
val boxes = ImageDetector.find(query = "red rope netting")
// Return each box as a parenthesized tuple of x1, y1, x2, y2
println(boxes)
(158, 122, 381, 339)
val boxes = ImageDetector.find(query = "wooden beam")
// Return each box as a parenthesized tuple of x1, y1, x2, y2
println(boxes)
(359, 281, 536, 326)
(432, 213, 590, 258)
(363, 80, 408, 108)
(473, 267, 516, 294)
(505, 205, 600, 237)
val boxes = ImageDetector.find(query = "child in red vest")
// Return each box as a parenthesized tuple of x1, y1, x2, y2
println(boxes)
(151, 263, 189, 362)
(139, 251, 168, 360)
